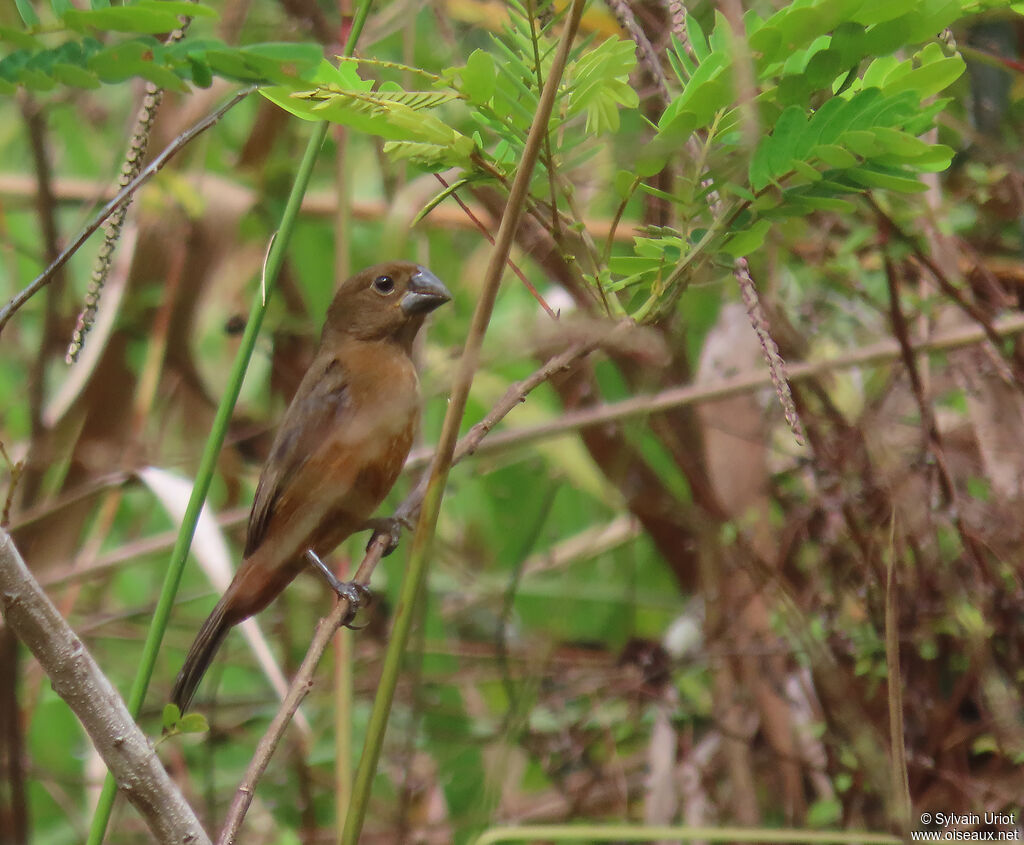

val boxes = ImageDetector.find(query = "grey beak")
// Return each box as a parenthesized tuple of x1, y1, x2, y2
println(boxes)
(401, 267, 452, 316)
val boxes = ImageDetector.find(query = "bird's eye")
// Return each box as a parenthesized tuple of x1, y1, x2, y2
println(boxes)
(372, 275, 395, 295)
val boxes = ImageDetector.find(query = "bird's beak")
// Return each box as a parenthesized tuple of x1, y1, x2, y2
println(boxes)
(401, 267, 451, 316)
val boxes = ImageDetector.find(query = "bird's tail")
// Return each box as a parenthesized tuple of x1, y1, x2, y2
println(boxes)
(170, 597, 232, 715)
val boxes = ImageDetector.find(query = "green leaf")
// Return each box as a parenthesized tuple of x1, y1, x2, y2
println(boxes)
(0, 27, 42, 49)
(749, 24, 781, 68)
(788, 193, 856, 213)
(234, 42, 321, 83)
(842, 129, 883, 158)
(567, 36, 639, 134)
(790, 159, 822, 183)
(765, 105, 806, 174)
(861, 55, 901, 90)
(667, 34, 695, 82)
(413, 177, 477, 226)
(800, 45, 844, 93)
(898, 143, 954, 172)
(812, 143, 858, 169)
(21, 68, 55, 90)
(686, 14, 709, 63)
(88, 39, 158, 83)
(137, 60, 189, 92)
(161, 703, 181, 731)
(828, 20, 869, 68)
(315, 56, 370, 88)
(50, 0, 73, 17)
(143, 0, 217, 17)
(178, 713, 209, 735)
(722, 182, 756, 202)
(51, 62, 100, 88)
(614, 169, 639, 199)
(749, 138, 775, 192)
(812, 88, 884, 146)
(722, 219, 771, 257)
(869, 126, 930, 158)
(14, 0, 40, 28)
(383, 140, 459, 168)
(846, 166, 927, 192)
(64, 6, 184, 34)
(885, 54, 965, 99)
(188, 57, 212, 88)
(460, 48, 495, 105)
(852, 0, 918, 25)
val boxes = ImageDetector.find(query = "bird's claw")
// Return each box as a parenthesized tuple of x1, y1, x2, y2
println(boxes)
(364, 516, 412, 557)
(304, 549, 371, 628)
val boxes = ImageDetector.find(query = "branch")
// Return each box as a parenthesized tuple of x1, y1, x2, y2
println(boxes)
(0, 85, 256, 338)
(340, 2, 588, 839)
(215, 541, 380, 844)
(398, 338, 597, 520)
(218, 336, 599, 840)
(67, 13, 192, 363)
(0, 173, 646, 246)
(418, 311, 1024, 462)
(0, 529, 210, 845)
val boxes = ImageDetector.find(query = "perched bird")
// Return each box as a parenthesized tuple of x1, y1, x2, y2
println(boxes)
(170, 262, 451, 714)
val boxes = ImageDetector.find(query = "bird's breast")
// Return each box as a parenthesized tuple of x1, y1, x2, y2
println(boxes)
(325, 358, 420, 515)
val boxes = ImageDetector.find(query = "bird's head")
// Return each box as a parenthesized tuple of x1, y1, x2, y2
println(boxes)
(324, 261, 451, 349)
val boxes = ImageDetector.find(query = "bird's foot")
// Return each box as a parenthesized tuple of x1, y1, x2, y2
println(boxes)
(304, 549, 371, 628)
(363, 515, 413, 557)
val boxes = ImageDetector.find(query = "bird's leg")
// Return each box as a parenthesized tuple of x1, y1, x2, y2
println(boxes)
(362, 514, 414, 557)
(304, 549, 370, 628)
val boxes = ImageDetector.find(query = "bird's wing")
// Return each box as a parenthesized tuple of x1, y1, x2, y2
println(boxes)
(244, 356, 349, 558)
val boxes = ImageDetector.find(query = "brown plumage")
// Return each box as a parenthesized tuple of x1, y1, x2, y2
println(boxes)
(170, 262, 450, 714)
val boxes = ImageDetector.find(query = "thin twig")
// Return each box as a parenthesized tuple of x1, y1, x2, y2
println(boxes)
(67, 12, 192, 362)
(868, 195, 1023, 387)
(66, 85, 164, 362)
(883, 254, 989, 576)
(735, 257, 805, 444)
(0, 173, 648, 245)
(215, 537, 385, 844)
(341, 8, 587, 835)
(0, 86, 256, 338)
(411, 311, 1024, 462)
(220, 342, 600, 840)
(19, 93, 65, 436)
(399, 338, 596, 520)
(432, 173, 557, 319)
(883, 509, 911, 836)
(605, 0, 670, 107)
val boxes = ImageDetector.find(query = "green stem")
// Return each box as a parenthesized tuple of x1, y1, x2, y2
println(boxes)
(85, 118, 329, 845)
(86, 2, 377, 835)
(338, 0, 587, 842)
(470, 826, 903, 845)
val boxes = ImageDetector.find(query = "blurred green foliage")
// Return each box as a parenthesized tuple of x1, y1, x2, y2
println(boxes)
(2, 0, 1024, 841)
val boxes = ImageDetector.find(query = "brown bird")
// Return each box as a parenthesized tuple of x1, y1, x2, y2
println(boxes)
(170, 261, 450, 714)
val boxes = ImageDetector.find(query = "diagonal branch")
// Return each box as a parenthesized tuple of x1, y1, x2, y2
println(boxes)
(339, 3, 588, 841)
(217, 336, 598, 841)
(0, 86, 256, 338)
(0, 529, 210, 845)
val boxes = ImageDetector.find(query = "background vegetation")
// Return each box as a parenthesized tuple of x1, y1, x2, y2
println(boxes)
(1, 0, 1023, 842)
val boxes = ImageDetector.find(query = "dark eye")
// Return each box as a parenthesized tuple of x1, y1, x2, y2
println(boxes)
(373, 275, 395, 295)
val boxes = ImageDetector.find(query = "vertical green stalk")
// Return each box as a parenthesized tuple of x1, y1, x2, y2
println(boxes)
(332, 128, 353, 845)
(86, 118, 329, 845)
(86, 4, 376, 837)
(338, 2, 587, 842)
